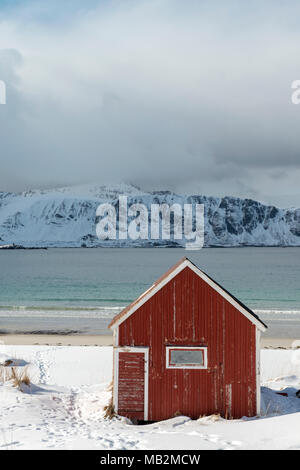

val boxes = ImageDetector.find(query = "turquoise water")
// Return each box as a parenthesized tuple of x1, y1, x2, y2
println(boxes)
(0, 247, 299, 335)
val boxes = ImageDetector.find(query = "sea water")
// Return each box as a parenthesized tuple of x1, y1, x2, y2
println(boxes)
(0, 247, 299, 337)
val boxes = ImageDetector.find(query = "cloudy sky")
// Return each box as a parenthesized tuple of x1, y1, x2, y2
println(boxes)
(0, 0, 300, 207)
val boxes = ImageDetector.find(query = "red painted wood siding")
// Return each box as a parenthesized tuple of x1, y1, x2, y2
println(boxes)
(118, 352, 145, 420)
(118, 266, 257, 421)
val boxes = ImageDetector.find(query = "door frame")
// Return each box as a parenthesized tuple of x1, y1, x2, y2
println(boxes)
(114, 346, 149, 420)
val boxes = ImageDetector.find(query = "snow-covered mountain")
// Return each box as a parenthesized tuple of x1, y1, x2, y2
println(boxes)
(0, 183, 300, 247)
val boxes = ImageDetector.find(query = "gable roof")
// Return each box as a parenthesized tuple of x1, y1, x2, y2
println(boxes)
(108, 257, 267, 332)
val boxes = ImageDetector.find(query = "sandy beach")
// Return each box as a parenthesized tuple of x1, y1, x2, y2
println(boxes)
(0, 334, 299, 348)
(261, 337, 300, 349)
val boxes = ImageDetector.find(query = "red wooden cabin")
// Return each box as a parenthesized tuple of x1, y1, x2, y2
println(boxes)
(108, 257, 267, 421)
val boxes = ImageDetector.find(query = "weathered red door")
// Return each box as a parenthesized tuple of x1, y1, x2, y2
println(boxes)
(117, 350, 147, 420)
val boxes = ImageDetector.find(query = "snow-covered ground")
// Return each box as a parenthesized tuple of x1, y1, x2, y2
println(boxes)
(0, 345, 300, 450)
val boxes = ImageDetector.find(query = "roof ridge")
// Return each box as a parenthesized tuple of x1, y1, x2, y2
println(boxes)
(108, 258, 267, 331)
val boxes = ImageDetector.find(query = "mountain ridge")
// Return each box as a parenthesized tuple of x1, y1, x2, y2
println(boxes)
(0, 184, 299, 247)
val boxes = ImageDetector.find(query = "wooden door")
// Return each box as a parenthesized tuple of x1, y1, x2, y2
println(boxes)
(117, 350, 148, 420)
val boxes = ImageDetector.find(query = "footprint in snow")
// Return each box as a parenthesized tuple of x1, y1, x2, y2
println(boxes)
(0, 441, 21, 448)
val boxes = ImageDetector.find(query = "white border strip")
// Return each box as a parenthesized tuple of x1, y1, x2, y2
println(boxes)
(110, 259, 266, 332)
(113, 347, 149, 421)
(166, 346, 208, 369)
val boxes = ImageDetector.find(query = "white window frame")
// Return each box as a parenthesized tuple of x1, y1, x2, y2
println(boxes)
(166, 346, 208, 369)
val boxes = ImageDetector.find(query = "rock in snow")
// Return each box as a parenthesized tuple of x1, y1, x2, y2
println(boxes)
(0, 183, 299, 247)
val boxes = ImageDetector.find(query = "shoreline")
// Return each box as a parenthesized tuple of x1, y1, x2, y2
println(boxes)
(0, 334, 114, 346)
(0, 334, 299, 349)
(261, 337, 300, 349)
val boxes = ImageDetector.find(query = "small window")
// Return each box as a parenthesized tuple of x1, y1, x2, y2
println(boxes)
(166, 346, 207, 369)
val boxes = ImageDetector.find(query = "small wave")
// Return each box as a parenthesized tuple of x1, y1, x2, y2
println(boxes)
(1, 306, 299, 321)
(30, 298, 133, 303)
(0, 305, 124, 318)
(0, 329, 84, 335)
(255, 309, 300, 315)
(0, 304, 125, 311)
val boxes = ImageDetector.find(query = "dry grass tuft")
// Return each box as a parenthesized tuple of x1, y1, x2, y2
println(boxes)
(198, 413, 221, 422)
(4, 359, 13, 367)
(103, 398, 116, 419)
(0, 365, 8, 383)
(10, 366, 31, 390)
(0, 358, 32, 393)
(107, 381, 113, 392)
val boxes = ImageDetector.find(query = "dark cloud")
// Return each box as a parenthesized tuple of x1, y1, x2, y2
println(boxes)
(0, 1, 300, 207)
